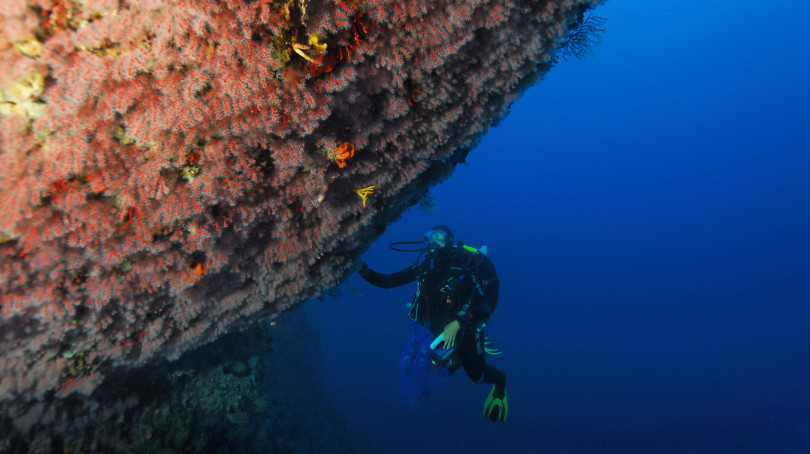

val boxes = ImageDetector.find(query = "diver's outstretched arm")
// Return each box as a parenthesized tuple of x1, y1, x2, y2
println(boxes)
(357, 261, 417, 289)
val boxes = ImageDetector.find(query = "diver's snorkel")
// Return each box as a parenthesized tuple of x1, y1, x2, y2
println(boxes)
(459, 242, 488, 256)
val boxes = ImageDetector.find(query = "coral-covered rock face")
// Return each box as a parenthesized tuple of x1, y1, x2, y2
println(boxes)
(0, 0, 600, 422)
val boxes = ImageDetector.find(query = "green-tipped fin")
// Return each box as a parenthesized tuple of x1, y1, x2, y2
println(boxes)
(483, 384, 508, 422)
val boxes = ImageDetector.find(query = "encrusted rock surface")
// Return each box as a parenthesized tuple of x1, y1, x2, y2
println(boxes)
(0, 0, 602, 431)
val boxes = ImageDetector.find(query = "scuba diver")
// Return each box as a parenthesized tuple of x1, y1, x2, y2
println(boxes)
(357, 225, 508, 422)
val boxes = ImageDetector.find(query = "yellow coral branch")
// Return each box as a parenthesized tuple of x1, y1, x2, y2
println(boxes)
(308, 33, 327, 51)
(292, 43, 314, 62)
(355, 186, 375, 207)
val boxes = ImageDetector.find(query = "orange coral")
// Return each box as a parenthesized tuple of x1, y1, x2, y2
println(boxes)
(192, 263, 206, 277)
(334, 142, 355, 168)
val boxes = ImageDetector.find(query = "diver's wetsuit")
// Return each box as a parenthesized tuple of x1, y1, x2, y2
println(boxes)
(359, 247, 506, 388)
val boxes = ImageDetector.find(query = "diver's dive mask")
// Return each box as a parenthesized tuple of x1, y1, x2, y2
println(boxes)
(424, 229, 448, 251)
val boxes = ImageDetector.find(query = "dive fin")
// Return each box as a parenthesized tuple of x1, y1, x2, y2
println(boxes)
(483, 384, 508, 422)
(484, 336, 502, 355)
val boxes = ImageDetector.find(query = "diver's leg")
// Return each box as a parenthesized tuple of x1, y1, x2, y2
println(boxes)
(458, 327, 486, 382)
(458, 329, 508, 422)
(458, 329, 505, 384)
(481, 365, 506, 386)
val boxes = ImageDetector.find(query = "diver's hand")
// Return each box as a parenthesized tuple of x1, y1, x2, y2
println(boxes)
(357, 260, 370, 277)
(442, 320, 460, 348)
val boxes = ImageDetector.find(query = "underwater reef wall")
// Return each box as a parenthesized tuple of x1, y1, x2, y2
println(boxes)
(0, 0, 601, 429)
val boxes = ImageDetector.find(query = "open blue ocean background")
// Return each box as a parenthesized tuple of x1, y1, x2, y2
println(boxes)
(309, 1, 810, 452)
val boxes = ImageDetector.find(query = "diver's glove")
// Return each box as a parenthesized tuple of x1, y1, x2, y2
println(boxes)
(357, 261, 370, 278)
(483, 383, 508, 422)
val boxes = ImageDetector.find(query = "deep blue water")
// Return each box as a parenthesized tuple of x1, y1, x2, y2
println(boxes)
(313, 1, 810, 452)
